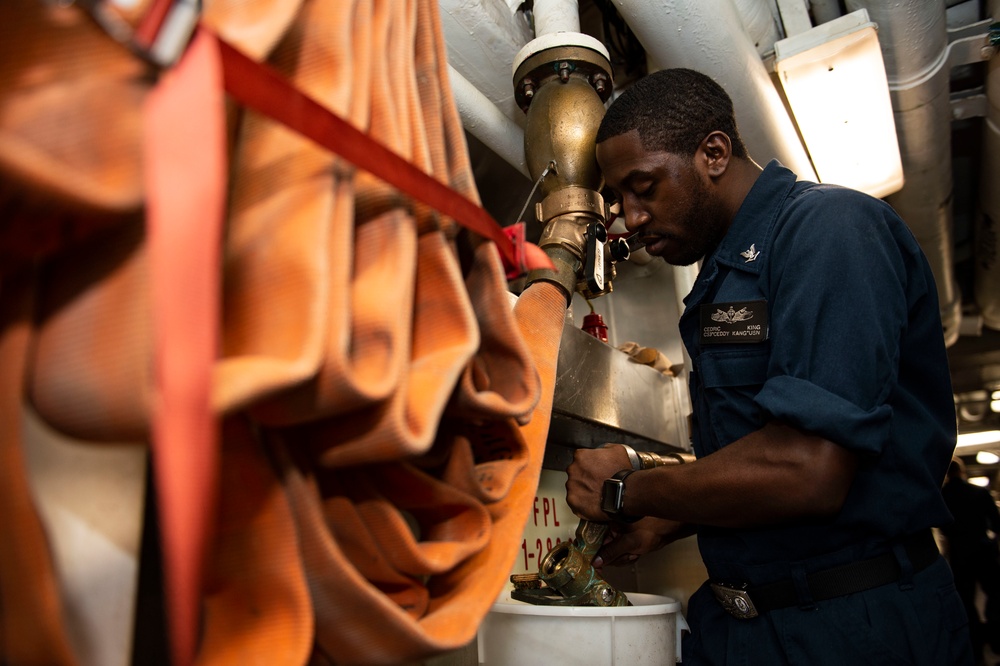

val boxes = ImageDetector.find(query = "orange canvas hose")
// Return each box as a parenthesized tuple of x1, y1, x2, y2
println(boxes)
(0, 272, 79, 665)
(30, 221, 152, 442)
(195, 416, 313, 666)
(420, 280, 568, 646)
(0, 1, 572, 664)
(212, 0, 363, 415)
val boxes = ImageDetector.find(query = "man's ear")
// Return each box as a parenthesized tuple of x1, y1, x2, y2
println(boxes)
(699, 131, 732, 178)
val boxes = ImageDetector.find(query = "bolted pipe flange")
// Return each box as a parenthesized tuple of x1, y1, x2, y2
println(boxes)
(513, 42, 613, 113)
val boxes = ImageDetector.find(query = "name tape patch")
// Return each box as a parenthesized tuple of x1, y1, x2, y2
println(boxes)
(699, 300, 768, 344)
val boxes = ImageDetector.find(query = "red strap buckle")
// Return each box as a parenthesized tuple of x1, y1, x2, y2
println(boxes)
(502, 223, 527, 280)
(80, 0, 199, 67)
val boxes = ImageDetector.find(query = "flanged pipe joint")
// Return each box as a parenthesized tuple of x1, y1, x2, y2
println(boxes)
(512, 33, 627, 302)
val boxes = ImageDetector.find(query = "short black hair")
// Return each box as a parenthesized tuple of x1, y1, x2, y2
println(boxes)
(597, 68, 748, 159)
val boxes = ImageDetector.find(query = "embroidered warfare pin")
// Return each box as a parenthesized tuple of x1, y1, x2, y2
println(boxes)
(699, 300, 768, 344)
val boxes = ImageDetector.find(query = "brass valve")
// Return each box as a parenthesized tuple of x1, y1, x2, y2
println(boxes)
(513, 40, 624, 302)
(511, 445, 694, 607)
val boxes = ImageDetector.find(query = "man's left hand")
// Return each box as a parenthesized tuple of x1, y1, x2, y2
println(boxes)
(565, 446, 633, 521)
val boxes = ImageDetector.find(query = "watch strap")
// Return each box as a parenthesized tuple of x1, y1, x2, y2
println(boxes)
(605, 469, 641, 523)
(611, 469, 637, 483)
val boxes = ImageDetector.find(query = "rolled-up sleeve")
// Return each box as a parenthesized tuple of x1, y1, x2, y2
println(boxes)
(754, 193, 907, 456)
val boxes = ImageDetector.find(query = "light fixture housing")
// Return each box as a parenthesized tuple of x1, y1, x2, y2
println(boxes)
(774, 9, 903, 199)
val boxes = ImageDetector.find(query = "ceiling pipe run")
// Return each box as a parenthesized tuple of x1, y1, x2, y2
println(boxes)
(846, 0, 962, 346)
(733, 0, 783, 56)
(808, 0, 843, 25)
(439, 0, 532, 127)
(977, 0, 1000, 330)
(613, 0, 817, 181)
(533, 0, 581, 34)
(448, 64, 529, 178)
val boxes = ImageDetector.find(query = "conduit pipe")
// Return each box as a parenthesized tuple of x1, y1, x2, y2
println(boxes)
(977, 0, 1000, 329)
(733, 0, 783, 56)
(533, 0, 581, 35)
(439, 0, 532, 127)
(846, 0, 962, 345)
(448, 64, 529, 178)
(808, 0, 843, 25)
(613, 0, 817, 181)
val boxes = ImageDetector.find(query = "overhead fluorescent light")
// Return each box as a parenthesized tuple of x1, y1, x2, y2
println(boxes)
(774, 9, 903, 199)
(957, 430, 1000, 448)
(969, 476, 991, 487)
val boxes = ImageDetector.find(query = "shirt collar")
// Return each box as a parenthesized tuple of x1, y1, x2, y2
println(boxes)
(707, 159, 797, 275)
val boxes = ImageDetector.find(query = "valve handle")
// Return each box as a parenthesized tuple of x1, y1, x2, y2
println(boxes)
(609, 237, 630, 262)
(584, 221, 608, 294)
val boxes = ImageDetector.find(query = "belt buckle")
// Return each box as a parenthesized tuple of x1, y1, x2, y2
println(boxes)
(709, 582, 759, 619)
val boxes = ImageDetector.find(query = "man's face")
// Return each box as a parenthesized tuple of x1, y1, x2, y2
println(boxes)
(596, 130, 728, 266)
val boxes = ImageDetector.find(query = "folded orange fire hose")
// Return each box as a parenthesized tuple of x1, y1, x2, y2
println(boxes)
(0, 1, 567, 664)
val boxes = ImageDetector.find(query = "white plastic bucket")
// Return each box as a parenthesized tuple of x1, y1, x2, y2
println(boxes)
(477, 592, 686, 665)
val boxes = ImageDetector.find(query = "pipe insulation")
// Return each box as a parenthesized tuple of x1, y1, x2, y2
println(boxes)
(977, 0, 1000, 329)
(613, 0, 817, 181)
(733, 0, 783, 56)
(533, 0, 581, 35)
(448, 65, 530, 178)
(846, 0, 962, 345)
(439, 0, 532, 127)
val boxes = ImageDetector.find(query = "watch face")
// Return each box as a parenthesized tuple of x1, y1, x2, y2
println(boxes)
(601, 479, 625, 514)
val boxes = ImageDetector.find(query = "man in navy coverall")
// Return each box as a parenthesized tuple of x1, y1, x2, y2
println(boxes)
(565, 68, 974, 664)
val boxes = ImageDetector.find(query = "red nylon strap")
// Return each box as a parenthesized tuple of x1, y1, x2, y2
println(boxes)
(144, 27, 226, 666)
(212, 31, 548, 279)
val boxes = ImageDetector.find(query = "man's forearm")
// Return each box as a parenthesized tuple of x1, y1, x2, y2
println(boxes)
(623, 422, 858, 528)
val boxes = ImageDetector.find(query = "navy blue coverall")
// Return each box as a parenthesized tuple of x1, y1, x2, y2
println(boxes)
(678, 161, 973, 665)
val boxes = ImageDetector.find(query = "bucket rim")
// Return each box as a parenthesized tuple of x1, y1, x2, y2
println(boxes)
(489, 592, 681, 616)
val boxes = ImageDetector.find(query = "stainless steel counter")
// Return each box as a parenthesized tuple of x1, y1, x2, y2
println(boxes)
(544, 322, 690, 470)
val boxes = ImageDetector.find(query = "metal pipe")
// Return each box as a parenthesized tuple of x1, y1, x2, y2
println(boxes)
(523, 76, 606, 192)
(438, 0, 531, 127)
(533, 0, 581, 35)
(846, 0, 962, 345)
(513, 31, 615, 299)
(807, 0, 843, 25)
(613, 0, 817, 180)
(447, 65, 529, 178)
(976, 0, 1000, 329)
(733, 0, 783, 55)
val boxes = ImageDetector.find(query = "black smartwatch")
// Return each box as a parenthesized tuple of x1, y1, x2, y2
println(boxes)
(600, 469, 642, 523)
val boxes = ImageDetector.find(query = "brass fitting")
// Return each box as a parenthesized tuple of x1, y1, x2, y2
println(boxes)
(527, 187, 608, 300)
(537, 521, 629, 607)
(514, 42, 615, 301)
(523, 77, 607, 194)
(511, 445, 694, 607)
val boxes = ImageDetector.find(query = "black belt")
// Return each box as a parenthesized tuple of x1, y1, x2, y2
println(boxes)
(709, 531, 940, 619)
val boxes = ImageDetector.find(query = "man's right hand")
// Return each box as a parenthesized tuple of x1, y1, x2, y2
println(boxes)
(592, 517, 696, 568)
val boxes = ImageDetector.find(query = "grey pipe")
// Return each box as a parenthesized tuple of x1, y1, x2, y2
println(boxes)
(846, 0, 962, 345)
(448, 65, 529, 178)
(613, 0, 817, 180)
(976, 0, 1000, 329)
(808, 0, 844, 25)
